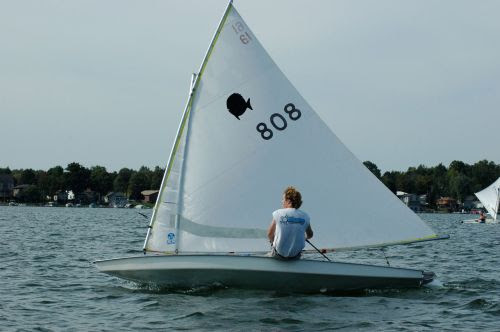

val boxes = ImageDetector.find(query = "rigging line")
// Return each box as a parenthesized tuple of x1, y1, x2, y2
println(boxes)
(380, 248, 390, 267)
(306, 239, 331, 262)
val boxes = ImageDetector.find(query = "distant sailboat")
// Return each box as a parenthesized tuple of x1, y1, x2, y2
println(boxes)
(95, 1, 448, 292)
(475, 177, 500, 222)
(463, 177, 500, 224)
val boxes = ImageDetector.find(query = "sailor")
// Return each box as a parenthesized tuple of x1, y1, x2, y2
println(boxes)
(267, 186, 313, 260)
(478, 211, 486, 223)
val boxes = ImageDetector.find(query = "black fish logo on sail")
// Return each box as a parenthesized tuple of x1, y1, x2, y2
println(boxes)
(226, 93, 252, 120)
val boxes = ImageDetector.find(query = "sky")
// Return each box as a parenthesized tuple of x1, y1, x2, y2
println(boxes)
(1, 0, 499, 173)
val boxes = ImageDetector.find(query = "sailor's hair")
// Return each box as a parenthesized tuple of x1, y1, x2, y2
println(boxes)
(284, 186, 302, 209)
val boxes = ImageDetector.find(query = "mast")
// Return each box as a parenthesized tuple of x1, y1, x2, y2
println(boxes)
(143, 0, 234, 253)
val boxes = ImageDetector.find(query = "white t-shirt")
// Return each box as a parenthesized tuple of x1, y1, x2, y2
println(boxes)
(272, 208, 311, 257)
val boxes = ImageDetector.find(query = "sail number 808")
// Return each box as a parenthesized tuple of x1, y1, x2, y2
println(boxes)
(256, 103, 301, 140)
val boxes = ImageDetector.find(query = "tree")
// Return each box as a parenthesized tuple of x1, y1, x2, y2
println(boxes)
(363, 161, 381, 179)
(398, 167, 418, 194)
(431, 163, 448, 198)
(449, 160, 470, 175)
(48, 166, 65, 194)
(151, 166, 164, 190)
(448, 171, 471, 201)
(381, 171, 400, 193)
(414, 174, 432, 195)
(20, 169, 37, 185)
(128, 168, 152, 200)
(17, 185, 42, 203)
(413, 165, 432, 195)
(65, 162, 90, 193)
(0, 167, 11, 174)
(35, 170, 49, 199)
(113, 168, 133, 195)
(470, 160, 499, 192)
(90, 166, 113, 196)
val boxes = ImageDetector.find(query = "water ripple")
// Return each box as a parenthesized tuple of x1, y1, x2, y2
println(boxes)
(1, 208, 500, 331)
(173, 311, 206, 320)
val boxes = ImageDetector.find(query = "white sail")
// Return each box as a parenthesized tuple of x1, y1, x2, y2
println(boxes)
(144, 74, 196, 253)
(144, 3, 438, 254)
(475, 177, 500, 221)
(144, 112, 189, 253)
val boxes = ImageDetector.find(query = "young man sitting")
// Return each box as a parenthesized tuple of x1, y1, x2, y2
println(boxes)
(267, 186, 313, 260)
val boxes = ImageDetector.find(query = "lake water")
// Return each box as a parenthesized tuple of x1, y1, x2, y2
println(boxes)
(1, 206, 499, 331)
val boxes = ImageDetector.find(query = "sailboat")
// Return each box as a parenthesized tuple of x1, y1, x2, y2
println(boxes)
(463, 177, 500, 224)
(95, 1, 448, 293)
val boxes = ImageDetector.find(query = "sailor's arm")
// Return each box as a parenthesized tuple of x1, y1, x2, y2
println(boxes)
(306, 225, 313, 239)
(267, 219, 276, 243)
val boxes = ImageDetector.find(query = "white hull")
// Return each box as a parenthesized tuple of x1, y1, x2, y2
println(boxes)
(95, 255, 433, 293)
(461, 218, 498, 224)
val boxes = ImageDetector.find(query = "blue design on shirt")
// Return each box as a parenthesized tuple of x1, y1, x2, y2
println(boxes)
(280, 215, 305, 225)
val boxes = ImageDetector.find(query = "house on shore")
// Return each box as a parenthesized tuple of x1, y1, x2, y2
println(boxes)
(75, 189, 99, 204)
(12, 184, 30, 199)
(141, 190, 159, 204)
(54, 190, 75, 204)
(463, 195, 482, 211)
(396, 191, 423, 213)
(105, 192, 128, 208)
(436, 197, 458, 213)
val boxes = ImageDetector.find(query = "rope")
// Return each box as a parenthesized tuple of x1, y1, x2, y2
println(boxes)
(306, 239, 331, 262)
(380, 248, 390, 266)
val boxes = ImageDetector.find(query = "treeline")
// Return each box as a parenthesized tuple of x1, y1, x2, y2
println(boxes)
(0, 163, 164, 203)
(364, 159, 500, 206)
(2, 160, 500, 205)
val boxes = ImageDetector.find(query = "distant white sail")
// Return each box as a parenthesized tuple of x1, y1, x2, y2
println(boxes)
(144, 3, 438, 254)
(475, 177, 500, 221)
